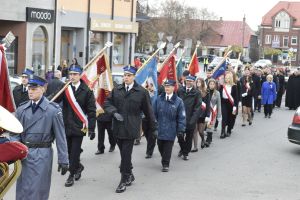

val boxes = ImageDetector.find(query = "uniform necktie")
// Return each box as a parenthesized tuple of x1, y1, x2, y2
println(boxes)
(126, 86, 129, 92)
(71, 85, 76, 93)
(23, 87, 26, 93)
(167, 96, 169, 101)
(32, 103, 37, 113)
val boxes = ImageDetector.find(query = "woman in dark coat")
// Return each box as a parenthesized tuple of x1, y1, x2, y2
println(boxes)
(261, 74, 277, 118)
(219, 72, 239, 138)
(240, 71, 255, 126)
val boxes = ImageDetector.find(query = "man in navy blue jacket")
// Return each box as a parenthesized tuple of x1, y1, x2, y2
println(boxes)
(153, 80, 186, 172)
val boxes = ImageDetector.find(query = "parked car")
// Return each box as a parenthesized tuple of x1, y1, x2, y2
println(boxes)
(229, 59, 243, 69)
(9, 76, 21, 90)
(254, 59, 272, 68)
(287, 107, 300, 145)
(241, 56, 252, 64)
(208, 56, 225, 69)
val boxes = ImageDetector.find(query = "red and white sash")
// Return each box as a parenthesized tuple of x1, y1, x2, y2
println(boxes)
(223, 85, 234, 107)
(201, 102, 206, 110)
(209, 103, 217, 125)
(65, 85, 88, 132)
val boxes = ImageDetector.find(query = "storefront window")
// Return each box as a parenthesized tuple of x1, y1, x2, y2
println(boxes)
(0, 36, 17, 75)
(89, 32, 104, 60)
(32, 26, 47, 77)
(113, 33, 125, 65)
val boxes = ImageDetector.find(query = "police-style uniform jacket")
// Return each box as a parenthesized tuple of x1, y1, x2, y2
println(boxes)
(62, 80, 96, 136)
(13, 84, 29, 107)
(153, 92, 186, 141)
(12, 97, 69, 200)
(104, 81, 157, 139)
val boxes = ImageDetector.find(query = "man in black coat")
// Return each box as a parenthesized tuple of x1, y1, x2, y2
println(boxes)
(275, 70, 285, 107)
(45, 70, 65, 99)
(13, 68, 34, 107)
(177, 75, 201, 161)
(104, 66, 157, 193)
(55, 65, 96, 187)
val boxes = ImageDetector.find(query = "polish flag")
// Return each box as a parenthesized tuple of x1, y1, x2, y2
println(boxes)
(81, 53, 113, 115)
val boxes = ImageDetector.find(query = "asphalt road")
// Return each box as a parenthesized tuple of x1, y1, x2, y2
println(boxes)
(5, 105, 300, 200)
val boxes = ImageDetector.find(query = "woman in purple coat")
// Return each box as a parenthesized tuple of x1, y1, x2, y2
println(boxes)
(261, 74, 277, 118)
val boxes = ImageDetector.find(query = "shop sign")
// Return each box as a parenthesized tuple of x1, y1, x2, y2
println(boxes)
(26, 7, 55, 23)
(91, 19, 138, 33)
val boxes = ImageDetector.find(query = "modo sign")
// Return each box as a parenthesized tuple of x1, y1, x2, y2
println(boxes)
(26, 7, 55, 23)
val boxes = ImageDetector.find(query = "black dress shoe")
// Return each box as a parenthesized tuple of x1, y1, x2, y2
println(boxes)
(95, 150, 104, 155)
(162, 166, 169, 172)
(191, 148, 198, 152)
(183, 155, 189, 161)
(115, 182, 126, 193)
(178, 151, 183, 157)
(145, 154, 152, 159)
(74, 164, 84, 181)
(65, 175, 74, 187)
(125, 174, 135, 186)
(201, 141, 206, 149)
(109, 146, 115, 152)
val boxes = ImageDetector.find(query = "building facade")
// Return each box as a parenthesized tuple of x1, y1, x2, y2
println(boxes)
(260, 1, 300, 66)
(0, 0, 138, 75)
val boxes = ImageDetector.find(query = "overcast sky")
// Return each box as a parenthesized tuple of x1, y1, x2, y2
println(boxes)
(148, 0, 299, 31)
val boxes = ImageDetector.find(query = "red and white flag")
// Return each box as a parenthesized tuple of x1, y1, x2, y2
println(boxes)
(0, 45, 15, 112)
(188, 50, 199, 76)
(158, 54, 178, 90)
(81, 53, 113, 116)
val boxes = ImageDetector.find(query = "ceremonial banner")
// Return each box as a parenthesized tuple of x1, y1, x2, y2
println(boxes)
(0, 45, 15, 112)
(135, 57, 158, 96)
(212, 60, 227, 79)
(188, 50, 199, 76)
(158, 55, 177, 85)
(176, 57, 184, 80)
(81, 53, 113, 115)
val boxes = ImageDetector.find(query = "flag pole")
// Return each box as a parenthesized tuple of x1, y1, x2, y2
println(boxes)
(50, 41, 113, 102)
(211, 49, 233, 75)
(137, 42, 166, 73)
(157, 42, 181, 73)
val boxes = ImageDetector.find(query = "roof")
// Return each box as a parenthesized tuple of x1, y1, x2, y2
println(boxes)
(261, 1, 300, 27)
(202, 20, 254, 48)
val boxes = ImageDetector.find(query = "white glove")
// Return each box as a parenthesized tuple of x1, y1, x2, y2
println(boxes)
(205, 117, 210, 123)
(242, 93, 248, 97)
(217, 117, 222, 122)
(232, 106, 237, 115)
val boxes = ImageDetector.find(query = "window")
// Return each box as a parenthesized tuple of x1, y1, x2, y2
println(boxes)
(89, 32, 104, 60)
(291, 36, 297, 45)
(113, 33, 125, 65)
(265, 35, 272, 44)
(284, 20, 290, 29)
(273, 35, 279, 42)
(275, 20, 281, 28)
(283, 36, 289, 47)
(32, 26, 47, 77)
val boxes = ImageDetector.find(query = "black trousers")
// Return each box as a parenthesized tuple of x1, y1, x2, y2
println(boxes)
(204, 64, 208, 72)
(97, 120, 116, 151)
(117, 139, 134, 174)
(254, 97, 261, 111)
(276, 91, 284, 107)
(264, 104, 273, 116)
(221, 99, 235, 130)
(157, 140, 174, 167)
(142, 120, 156, 155)
(178, 129, 194, 156)
(67, 136, 83, 175)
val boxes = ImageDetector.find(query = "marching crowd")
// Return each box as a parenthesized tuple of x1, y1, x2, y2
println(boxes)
(5, 60, 300, 199)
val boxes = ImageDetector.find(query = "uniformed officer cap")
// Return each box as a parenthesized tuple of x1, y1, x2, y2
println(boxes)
(28, 75, 47, 87)
(186, 75, 196, 81)
(123, 65, 137, 75)
(69, 65, 83, 74)
(22, 68, 34, 77)
(164, 79, 176, 86)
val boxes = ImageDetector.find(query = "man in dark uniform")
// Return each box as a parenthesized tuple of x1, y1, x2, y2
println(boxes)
(13, 68, 34, 107)
(177, 75, 201, 160)
(55, 65, 96, 187)
(104, 65, 157, 193)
